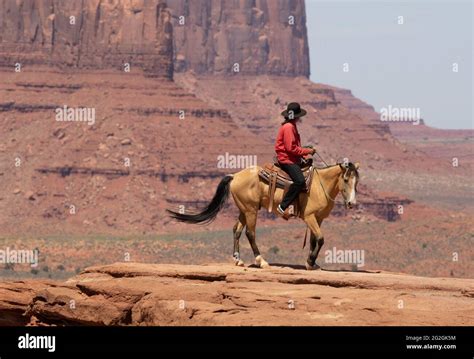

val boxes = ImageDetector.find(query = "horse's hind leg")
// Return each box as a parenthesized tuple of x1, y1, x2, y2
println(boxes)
(244, 210, 270, 269)
(232, 212, 245, 266)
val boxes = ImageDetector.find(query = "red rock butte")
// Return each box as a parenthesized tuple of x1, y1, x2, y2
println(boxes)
(0, 0, 309, 78)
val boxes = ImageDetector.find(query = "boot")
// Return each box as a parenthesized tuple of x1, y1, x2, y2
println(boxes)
(277, 204, 292, 220)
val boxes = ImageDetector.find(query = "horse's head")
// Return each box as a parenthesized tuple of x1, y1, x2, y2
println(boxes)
(337, 161, 360, 209)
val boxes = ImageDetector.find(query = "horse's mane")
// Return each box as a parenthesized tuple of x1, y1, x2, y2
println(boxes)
(314, 162, 359, 176)
(313, 163, 339, 170)
(314, 162, 360, 190)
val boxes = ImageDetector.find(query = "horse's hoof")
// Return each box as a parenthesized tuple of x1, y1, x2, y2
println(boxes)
(234, 259, 244, 267)
(305, 262, 321, 271)
(255, 255, 270, 269)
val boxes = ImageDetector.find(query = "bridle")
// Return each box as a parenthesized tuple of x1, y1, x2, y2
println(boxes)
(312, 150, 358, 206)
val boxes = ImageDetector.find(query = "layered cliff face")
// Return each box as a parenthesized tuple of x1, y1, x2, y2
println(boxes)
(0, 0, 173, 77)
(168, 0, 310, 76)
(0, 0, 309, 77)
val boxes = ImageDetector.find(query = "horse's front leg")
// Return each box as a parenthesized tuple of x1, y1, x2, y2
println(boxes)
(304, 215, 324, 270)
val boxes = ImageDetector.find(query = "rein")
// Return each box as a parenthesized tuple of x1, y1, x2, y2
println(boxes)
(313, 149, 330, 167)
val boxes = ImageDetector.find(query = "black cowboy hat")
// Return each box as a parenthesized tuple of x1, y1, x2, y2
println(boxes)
(281, 102, 307, 120)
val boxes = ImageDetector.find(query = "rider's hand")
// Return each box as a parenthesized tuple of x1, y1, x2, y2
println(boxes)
(310, 148, 316, 155)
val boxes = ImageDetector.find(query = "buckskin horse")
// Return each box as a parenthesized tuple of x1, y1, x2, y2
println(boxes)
(167, 160, 360, 270)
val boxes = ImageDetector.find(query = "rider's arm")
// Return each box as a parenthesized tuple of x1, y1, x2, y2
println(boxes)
(282, 125, 313, 156)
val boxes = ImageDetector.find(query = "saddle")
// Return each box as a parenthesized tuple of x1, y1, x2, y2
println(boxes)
(258, 160, 314, 215)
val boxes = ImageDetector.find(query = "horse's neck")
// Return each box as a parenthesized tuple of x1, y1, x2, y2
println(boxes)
(315, 165, 341, 199)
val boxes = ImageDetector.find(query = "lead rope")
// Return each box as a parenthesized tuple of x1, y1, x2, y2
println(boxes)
(303, 150, 335, 249)
(314, 167, 337, 203)
(303, 168, 337, 249)
(303, 151, 334, 248)
(303, 226, 309, 249)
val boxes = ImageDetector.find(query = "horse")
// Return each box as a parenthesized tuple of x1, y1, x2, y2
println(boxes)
(167, 161, 360, 270)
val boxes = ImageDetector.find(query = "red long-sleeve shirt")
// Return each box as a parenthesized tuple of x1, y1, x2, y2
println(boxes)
(275, 121, 312, 164)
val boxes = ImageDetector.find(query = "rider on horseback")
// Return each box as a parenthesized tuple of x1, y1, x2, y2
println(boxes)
(275, 102, 316, 219)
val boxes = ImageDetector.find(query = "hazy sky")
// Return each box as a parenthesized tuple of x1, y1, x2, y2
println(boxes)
(306, 0, 473, 129)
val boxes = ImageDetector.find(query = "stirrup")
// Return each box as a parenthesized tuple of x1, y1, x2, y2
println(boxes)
(277, 205, 291, 220)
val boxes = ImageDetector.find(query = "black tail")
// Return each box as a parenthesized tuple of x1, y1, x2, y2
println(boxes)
(166, 175, 233, 224)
